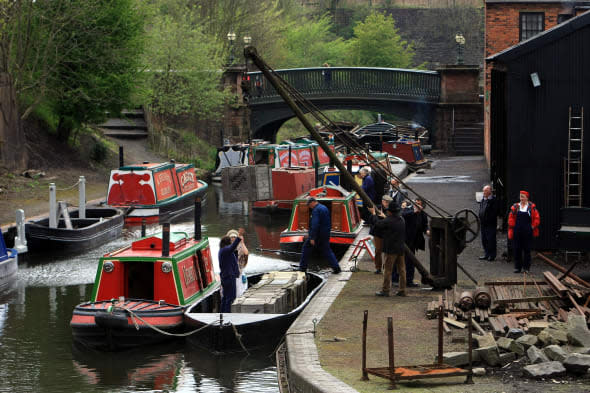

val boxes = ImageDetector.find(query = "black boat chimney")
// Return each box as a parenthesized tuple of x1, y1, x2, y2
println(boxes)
(194, 197, 201, 241)
(162, 223, 170, 257)
(119, 146, 124, 167)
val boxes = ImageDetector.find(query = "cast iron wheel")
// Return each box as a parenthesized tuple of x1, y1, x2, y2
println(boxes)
(453, 209, 480, 243)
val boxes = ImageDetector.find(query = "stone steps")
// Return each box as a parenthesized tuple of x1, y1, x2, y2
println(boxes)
(454, 123, 483, 156)
(97, 109, 148, 138)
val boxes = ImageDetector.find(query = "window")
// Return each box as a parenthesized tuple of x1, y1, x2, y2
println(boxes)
(520, 12, 544, 41)
(558, 14, 573, 24)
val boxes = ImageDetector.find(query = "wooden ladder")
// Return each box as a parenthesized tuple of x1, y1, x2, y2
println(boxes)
(564, 107, 584, 263)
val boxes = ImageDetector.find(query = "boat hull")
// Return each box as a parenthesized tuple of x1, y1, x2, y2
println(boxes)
(123, 183, 208, 224)
(0, 251, 17, 288)
(185, 272, 326, 353)
(25, 208, 124, 254)
(252, 200, 292, 214)
(70, 300, 186, 351)
(279, 231, 358, 260)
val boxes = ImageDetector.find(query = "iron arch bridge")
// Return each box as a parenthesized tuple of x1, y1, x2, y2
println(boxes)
(247, 67, 441, 141)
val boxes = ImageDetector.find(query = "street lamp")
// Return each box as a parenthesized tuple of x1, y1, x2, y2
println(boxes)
(455, 33, 466, 65)
(243, 35, 252, 45)
(227, 32, 236, 64)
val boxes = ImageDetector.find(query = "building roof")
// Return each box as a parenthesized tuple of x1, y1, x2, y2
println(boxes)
(486, 10, 590, 62)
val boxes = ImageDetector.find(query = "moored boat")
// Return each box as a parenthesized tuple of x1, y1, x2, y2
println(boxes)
(0, 228, 18, 289)
(106, 161, 208, 224)
(212, 144, 249, 183)
(70, 226, 218, 351)
(184, 271, 326, 353)
(279, 185, 362, 259)
(25, 207, 124, 254)
(252, 167, 316, 214)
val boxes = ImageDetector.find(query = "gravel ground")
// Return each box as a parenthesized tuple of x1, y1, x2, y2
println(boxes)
(316, 154, 590, 393)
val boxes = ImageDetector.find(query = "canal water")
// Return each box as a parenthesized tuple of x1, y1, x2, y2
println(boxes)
(0, 185, 293, 393)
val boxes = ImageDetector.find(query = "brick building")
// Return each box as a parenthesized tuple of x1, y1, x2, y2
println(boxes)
(483, 0, 590, 162)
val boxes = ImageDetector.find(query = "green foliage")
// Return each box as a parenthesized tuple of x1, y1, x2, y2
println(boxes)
(90, 141, 108, 163)
(142, 0, 227, 119)
(278, 14, 347, 68)
(346, 12, 415, 68)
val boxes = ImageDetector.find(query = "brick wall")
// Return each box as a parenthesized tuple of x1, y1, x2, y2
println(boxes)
(483, 2, 584, 163)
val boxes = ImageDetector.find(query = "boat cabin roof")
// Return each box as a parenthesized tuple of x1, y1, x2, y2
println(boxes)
(118, 162, 194, 172)
(106, 232, 207, 258)
(294, 185, 354, 202)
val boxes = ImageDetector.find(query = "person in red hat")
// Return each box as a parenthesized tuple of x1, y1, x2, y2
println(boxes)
(507, 190, 541, 273)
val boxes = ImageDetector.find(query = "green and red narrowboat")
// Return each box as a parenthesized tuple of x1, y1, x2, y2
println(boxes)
(279, 185, 362, 259)
(70, 229, 218, 351)
(106, 161, 208, 224)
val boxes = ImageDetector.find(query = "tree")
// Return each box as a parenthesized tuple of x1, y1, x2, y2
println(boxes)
(278, 14, 347, 68)
(142, 0, 227, 118)
(346, 12, 415, 68)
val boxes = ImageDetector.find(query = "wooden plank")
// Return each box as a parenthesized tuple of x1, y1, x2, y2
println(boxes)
(471, 318, 486, 335)
(494, 295, 559, 305)
(567, 292, 587, 321)
(484, 281, 548, 286)
(558, 308, 569, 322)
(443, 317, 466, 329)
(544, 271, 568, 297)
(442, 321, 451, 335)
(488, 317, 505, 335)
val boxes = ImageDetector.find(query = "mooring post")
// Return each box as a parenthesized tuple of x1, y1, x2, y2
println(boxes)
(162, 223, 170, 257)
(78, 176, 86, 219)
(438, 306, 444, 366)
(141, 218, 146, 237)
(194, 197, 202, 241)
(361, 310, 369, 380)
(119, 146, 124, 167)
(49, 183, 57, 229)
(14, 209, 28, 254)
(466, 312, 474, 384)
(387, 316, 396, 389)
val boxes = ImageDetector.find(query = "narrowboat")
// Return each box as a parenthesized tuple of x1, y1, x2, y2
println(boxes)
(381, 139, 429, 171)
(0, 228, 18, 288)
(279, 185, 362, 259)
(247, 140, 334, 169)
(184, 270, 326, 353)
(106, 161, 208, 224)
(252, 167, 316, 214)
(25, 207, 124, 254)
(70, 228, 218, 351)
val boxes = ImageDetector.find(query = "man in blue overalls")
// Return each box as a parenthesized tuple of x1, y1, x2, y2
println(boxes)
(219, 227, 245, 312)
(299, 197, 341, 274)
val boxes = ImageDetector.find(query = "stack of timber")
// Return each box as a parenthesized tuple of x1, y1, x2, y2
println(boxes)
(231, 271, 307, 314)
(221, 165, 273, 202)
(425, 272, 590, 336)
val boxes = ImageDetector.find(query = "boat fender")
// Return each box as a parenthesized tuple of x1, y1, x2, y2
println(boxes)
(95, 310, 128, 330)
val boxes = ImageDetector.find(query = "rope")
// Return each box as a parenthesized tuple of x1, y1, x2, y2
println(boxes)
(114, 306, 221, 337)
(55, 180, 81, 192)
(230, 322, 250, 355)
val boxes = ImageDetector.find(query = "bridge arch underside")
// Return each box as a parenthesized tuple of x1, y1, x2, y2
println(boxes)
(250, 97, 437, 142)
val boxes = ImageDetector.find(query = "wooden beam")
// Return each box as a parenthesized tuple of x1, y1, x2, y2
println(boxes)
(536, 253, 590, 288)
(443, 318, 466, 329)
(493, 295, 560, 305)
(543, 271, 568, 297)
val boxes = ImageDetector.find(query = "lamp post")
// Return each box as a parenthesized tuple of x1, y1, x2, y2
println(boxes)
(227, 31, 236, 65)
(243, 36, 252, 71)
(455, 33, 465, 65)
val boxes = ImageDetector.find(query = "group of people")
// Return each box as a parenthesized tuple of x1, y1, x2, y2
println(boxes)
(479, 185, 541, 273)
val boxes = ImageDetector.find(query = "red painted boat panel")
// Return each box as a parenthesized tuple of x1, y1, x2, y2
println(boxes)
(271, 168, 315, 202)
(95, 260, 125, 301)
(107, 171, 156, 205)
(131, 235, 187, 252)
(280, 235, 305, 243)
(153, 169, 177, 202)
(177, 256, 200, 300)
(176, 165, 200, 194)
(330, 236, 355, 244)
(200, 247, 215, 285)
(154, 261, 180, 304)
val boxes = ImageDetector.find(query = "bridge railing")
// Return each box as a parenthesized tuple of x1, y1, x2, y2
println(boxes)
(247, 67, 440, 104)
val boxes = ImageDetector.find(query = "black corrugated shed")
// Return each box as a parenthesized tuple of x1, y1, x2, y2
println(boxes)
(487, 11, 590, 249)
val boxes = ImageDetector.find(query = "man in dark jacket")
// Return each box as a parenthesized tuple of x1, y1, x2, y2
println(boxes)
(375, 203, 406, 297)
(368, 195, 393, 274)
(299, 197, 341, 274)
(219, 227, 245, 312)
(389, 178, 407, 208)
(479, 185, 499, 261)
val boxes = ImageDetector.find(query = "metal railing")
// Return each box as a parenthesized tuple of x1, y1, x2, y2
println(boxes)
(248, 67, 441, 104)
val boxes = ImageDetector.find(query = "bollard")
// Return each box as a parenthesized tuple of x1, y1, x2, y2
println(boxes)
(49, 183, 57, 229)
(141, 219, 146, 237)
(119, 146, 124, 167)
(162, 223, 170, 257)
(14, 209, 28, 254)
(78, 176, 86, 219)
(194, 197, 202, 240)
(361, 310, 369, 380)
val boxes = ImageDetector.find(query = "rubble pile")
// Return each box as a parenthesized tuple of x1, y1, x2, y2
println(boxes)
(426, 272, 590, 379)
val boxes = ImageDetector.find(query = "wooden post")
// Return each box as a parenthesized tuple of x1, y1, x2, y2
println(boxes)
(194, 197, 202, 241)
(438, 306, 444, 366)
(387, 316, 396, 389)
(361, 310, 369, 380)
(465, 312, 474, 384)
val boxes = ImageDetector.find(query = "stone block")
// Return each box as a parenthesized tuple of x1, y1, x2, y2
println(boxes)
(563, 353, 590, 374)
(573, 347, 590, 355)
(523, 361, 566, 379)
(527, 345, 550, 364)
(508, 340, 525, 356)
(496, 337, 513, 352)
(472, 367, 486, 376)
(441, 352, 469, 367)
(567, 315, 590, 347)
(538, 327, 568, 346)
(528, 321, 549, 335)
(543, 345, 568, 362)
(499, 351, 516, 365)
(506, 328, 524, 339)
(516, 334, 538, 349)
(475, 345, 500, 366)
(474, 333, 496, 348)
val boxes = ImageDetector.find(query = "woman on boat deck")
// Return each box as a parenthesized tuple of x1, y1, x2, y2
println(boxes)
(226, 229, 249, 297)
(219, 227, 245, 313)
(508, 191, 540, 273)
